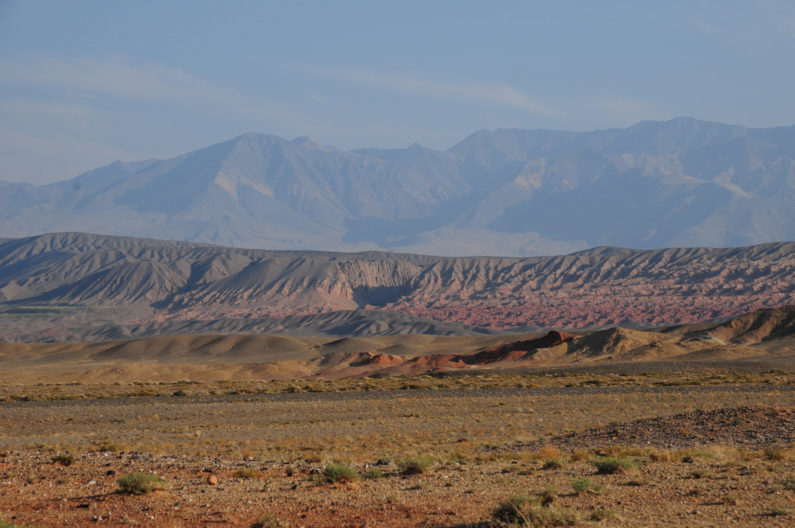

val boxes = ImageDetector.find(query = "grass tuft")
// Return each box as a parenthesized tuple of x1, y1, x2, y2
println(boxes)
(590, 456, 637, 474)
(363, 468, 383, 479)
(398, 456, 434, 475)
(117, 472, 168, 494)
(571, 477, 601, 495)
(51, 454, 75, 466)
(323, 463, 360, 483)
(492, 494, 578, 526)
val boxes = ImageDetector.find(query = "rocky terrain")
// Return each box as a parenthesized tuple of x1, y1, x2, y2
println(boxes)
(0, 233, 792, 341)
(1, 118, 794, 256)
(521, 406, 795, 450)
(2, 387, 793, 528)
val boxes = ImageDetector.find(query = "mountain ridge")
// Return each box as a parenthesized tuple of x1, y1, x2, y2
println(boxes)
(0, 232, 792, 341)
(2, 117, 794, 256)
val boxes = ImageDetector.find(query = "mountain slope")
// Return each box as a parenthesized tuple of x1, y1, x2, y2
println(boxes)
(0, 233, 792, 341)
(1, 118, 794, 255)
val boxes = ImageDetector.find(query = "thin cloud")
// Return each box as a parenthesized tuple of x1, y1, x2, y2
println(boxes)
(304, 66, 558, 117)
(1, 55, 309, 127)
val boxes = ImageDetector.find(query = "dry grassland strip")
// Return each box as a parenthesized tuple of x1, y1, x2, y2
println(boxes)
(0, 376, 793, 527)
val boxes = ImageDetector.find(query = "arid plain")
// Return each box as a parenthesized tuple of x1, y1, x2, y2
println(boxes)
(1, 303, 794, 527)
(1, 235, 794, 527)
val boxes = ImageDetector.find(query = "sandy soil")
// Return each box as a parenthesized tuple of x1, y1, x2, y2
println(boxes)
(1, 383, 793, 527)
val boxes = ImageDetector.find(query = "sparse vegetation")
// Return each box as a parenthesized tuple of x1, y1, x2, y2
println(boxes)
(1, 372, 792, 526)
(589, 508, 616, 522)
(542, 459, 565, 470)
(398, 456, 434, 475)
(539, 487, 557, 507)
(251, 513, 290, 528)
(492, 494, 578, 526)
(764, 448, 786, 461)
(571, 478, 601, 495)
(492, 495, 535, 524)
(233, 468, 260, 479)
(720, 494, 738, 505)
(0, 521, 37, 528)
(117, 472, 167, 494)
(363, 468, 383, 479)
(323, 463, 359, 483)
(590, 456, 637, 474)
(51, 454, 75, 466)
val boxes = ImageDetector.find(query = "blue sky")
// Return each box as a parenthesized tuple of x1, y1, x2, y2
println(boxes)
(2, 0, 795, 184)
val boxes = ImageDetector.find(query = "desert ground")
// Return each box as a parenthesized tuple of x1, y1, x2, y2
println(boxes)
(1, 364, 794, 527)
(0, 307, 793, 526)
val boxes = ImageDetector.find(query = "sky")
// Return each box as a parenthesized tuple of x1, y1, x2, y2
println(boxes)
(1, 0, 795, 185)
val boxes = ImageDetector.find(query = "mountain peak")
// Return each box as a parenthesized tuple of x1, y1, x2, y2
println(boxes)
(1, 119, 793, 256)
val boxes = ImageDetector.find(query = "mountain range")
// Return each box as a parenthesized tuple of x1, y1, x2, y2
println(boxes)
(1, 117, 794, 256)
(0, 233, 792, 341)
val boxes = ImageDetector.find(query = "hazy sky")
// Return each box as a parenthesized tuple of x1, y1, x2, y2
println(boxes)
(2, 0, 795, 184)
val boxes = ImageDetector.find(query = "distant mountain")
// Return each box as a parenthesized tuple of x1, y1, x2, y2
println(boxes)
(1, 118, 793, 255)
(0, 233, 792, 341)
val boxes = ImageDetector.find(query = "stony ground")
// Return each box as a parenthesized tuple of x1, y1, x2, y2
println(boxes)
(1, 378, 793, 527)
(518, 406, 795, 451)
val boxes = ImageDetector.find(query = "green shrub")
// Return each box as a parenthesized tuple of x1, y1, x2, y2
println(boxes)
(591, 456, 637, 474)
(363, 468, 383, 479)
(323, 463, 360, 483)
(398, 456, 434, 475)
(571, 478, 601, 495)
(51, 454, 75, 466)
(117, 472, 167, 494)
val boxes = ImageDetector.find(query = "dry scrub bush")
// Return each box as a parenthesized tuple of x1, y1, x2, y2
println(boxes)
(571, 478, 601, 495)
(591, 456, 637, 474)
(51, 454, 75, 466)
(323, 463, 360, 483)
(538, 445, 563, 459)
(492, 494, 578, 527)
(234, 468, 260, 479)
(251, 513, 290, 528)
(117, 472, 168, 494)
(398, 456, 434, 475)
(588, 508, 616, 522)
(542, 459, 565, 470)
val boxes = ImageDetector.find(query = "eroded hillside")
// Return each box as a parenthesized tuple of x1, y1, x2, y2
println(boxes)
(0, 233, 793, 341)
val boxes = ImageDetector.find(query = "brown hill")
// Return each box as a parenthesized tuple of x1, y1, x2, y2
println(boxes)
(1, 306, 791, 384)
(1, 233, 793, 341)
